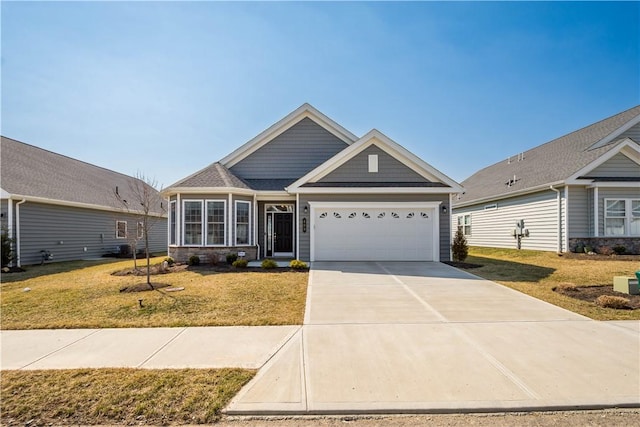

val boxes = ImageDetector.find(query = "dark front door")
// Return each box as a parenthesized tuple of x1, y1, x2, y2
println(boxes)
(274, 212, 293, 254)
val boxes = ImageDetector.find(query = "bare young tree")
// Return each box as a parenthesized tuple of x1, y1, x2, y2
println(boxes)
(114, 173, 166, 289)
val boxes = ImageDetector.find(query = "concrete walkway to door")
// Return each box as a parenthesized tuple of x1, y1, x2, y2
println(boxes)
(226, 262, 640, 414)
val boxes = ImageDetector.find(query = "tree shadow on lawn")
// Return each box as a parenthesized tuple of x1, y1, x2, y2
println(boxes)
(0, 259, 119, 283)
(466, 255, 556, 283)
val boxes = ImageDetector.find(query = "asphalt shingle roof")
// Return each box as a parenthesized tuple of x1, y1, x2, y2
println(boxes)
(455, 105, 640, 206)
(1, 136, 164, 214)
(166, 162, 252, 190)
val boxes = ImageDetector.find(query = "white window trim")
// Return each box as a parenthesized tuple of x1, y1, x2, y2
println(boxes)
(116, 220, 127, 239)
(137, 222, 144, 239)
(206, 199, 227, 246)
(182, 199, 204, 247)
(169, 200, 177, 246)
(604, 198, 640, 237)
(235, 200, 251, 246)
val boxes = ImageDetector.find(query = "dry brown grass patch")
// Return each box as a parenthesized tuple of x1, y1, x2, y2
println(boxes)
(595, 295, 632, 310)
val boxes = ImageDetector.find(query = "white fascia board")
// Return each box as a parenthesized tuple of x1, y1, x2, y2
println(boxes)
(291, 187, 455, 195)
(566, 138, 640, 182)
(590, 115, 640, 150)
(453, 181, 565, 209)
(220, 103, 358, 168)
(162, 187, 256, 197)
(287, 129, 463, 193)
(4, 194, 167, 218)
(255, 193, 296, 201)
(586, 182, 640, 189)
(309, 201, 441, 209)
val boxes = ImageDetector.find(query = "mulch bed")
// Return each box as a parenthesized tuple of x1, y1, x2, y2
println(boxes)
(112, 264, 188, 276)
(561, 253, 640, 261)
(553, 285, 640, 310)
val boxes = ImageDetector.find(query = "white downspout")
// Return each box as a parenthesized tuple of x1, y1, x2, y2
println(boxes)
(593, 187, 599, 237)
(15, 199, 26, 267)
(549, 186, 562, 253)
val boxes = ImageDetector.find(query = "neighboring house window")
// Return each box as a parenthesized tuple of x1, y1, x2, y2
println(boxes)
(457, 214, 471, 236)
(169, 201, 177, 245)
(116, 221, 127, 239)
(137, 222, 144, 239)
(605, 199, 640, 236)
(183, 200, 203, 245)
(206, 201, 226, 246)
(235, 201, 251, 245)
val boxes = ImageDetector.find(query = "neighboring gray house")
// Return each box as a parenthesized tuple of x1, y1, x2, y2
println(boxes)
(453, 105, 640, 254)
(162, 103, 463, 262)
(1, 136, 167, 266)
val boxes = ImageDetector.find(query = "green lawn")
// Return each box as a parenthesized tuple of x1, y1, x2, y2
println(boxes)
(465, 247, 640, 320)
(0, 258, 308, 329)
(0, 368, 254, 425)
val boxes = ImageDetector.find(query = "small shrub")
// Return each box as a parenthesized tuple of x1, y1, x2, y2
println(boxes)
(451, 228, 469, 262)
(574, 242, 585, 253)
(261, 259, 278, 269)
(613, 245, 627, 255)
(598, 246, 614, 256)
(164, 257, 175, 266)
(226, 253, 238, 265)
(289, 259, 308, 270)
(1, 228, 14, 268)
(584, 246, 594, 254)
(187, 255, 201, 266)
(595, 295, 631, 310)
(232, 259, 248, 268)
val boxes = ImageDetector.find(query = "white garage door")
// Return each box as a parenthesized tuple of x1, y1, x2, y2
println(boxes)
(311, 203, 439, 261)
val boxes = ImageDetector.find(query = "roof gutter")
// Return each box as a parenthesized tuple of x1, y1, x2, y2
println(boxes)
(549, 185, 562, 254)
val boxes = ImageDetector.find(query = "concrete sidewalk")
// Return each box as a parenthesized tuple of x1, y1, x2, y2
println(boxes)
(1, 326, 299, 370)
(226, 262, 640, 414)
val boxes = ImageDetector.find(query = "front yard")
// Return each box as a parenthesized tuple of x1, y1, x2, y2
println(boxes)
(0, 258, 308, 329)
(465, 247, 640, 321)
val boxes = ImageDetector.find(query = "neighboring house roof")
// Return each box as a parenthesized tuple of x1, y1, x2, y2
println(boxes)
(0, 136, 165, 215)
(454, 105, 640, 207)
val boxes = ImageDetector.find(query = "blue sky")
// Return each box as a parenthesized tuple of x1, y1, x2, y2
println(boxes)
(2, 1, 638, 187)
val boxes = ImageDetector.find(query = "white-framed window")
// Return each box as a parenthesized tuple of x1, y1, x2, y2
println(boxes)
(183, 200, 203, 245)
(206, 200, 226, 246)
(605, 198, 640, 236)
(116, 220, 127, 239)
(137, 222, 144, 239)
(169, 200, 177, 246)
(457, 214, 471, 236)
(235, 201, 251, 245)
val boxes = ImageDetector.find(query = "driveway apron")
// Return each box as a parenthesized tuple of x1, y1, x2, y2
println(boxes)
(226, 262, 640, 414)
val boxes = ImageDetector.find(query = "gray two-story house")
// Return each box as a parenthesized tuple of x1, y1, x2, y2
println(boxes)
(162, 104, 463, 263)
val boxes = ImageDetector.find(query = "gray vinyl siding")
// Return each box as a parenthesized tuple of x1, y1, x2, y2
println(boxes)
(318, 145, 429, 183)
(598, 187, 640, 236)
(298, 193, 450, 261)
(619, 122, 640, 141)
(568, 186, 590, 237)
(230, 118, 348, 180)
(588, 153, 640, 177)
(16, 202, 167, 266)
(1, 199, 8, 232)
(453, 190, 560, 252)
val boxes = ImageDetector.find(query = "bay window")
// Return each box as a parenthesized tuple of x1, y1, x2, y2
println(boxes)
(183, 200, 203, 245)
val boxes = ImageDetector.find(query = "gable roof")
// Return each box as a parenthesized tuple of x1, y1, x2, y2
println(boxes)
(1, 136, 165, 215)
(220, 103, 359, 168)
(454, 105, 640, 207)
(287, 129, 464, 193)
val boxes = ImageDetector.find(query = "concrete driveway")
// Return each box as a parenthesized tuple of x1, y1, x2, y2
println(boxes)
(226, 261, 640, 414)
